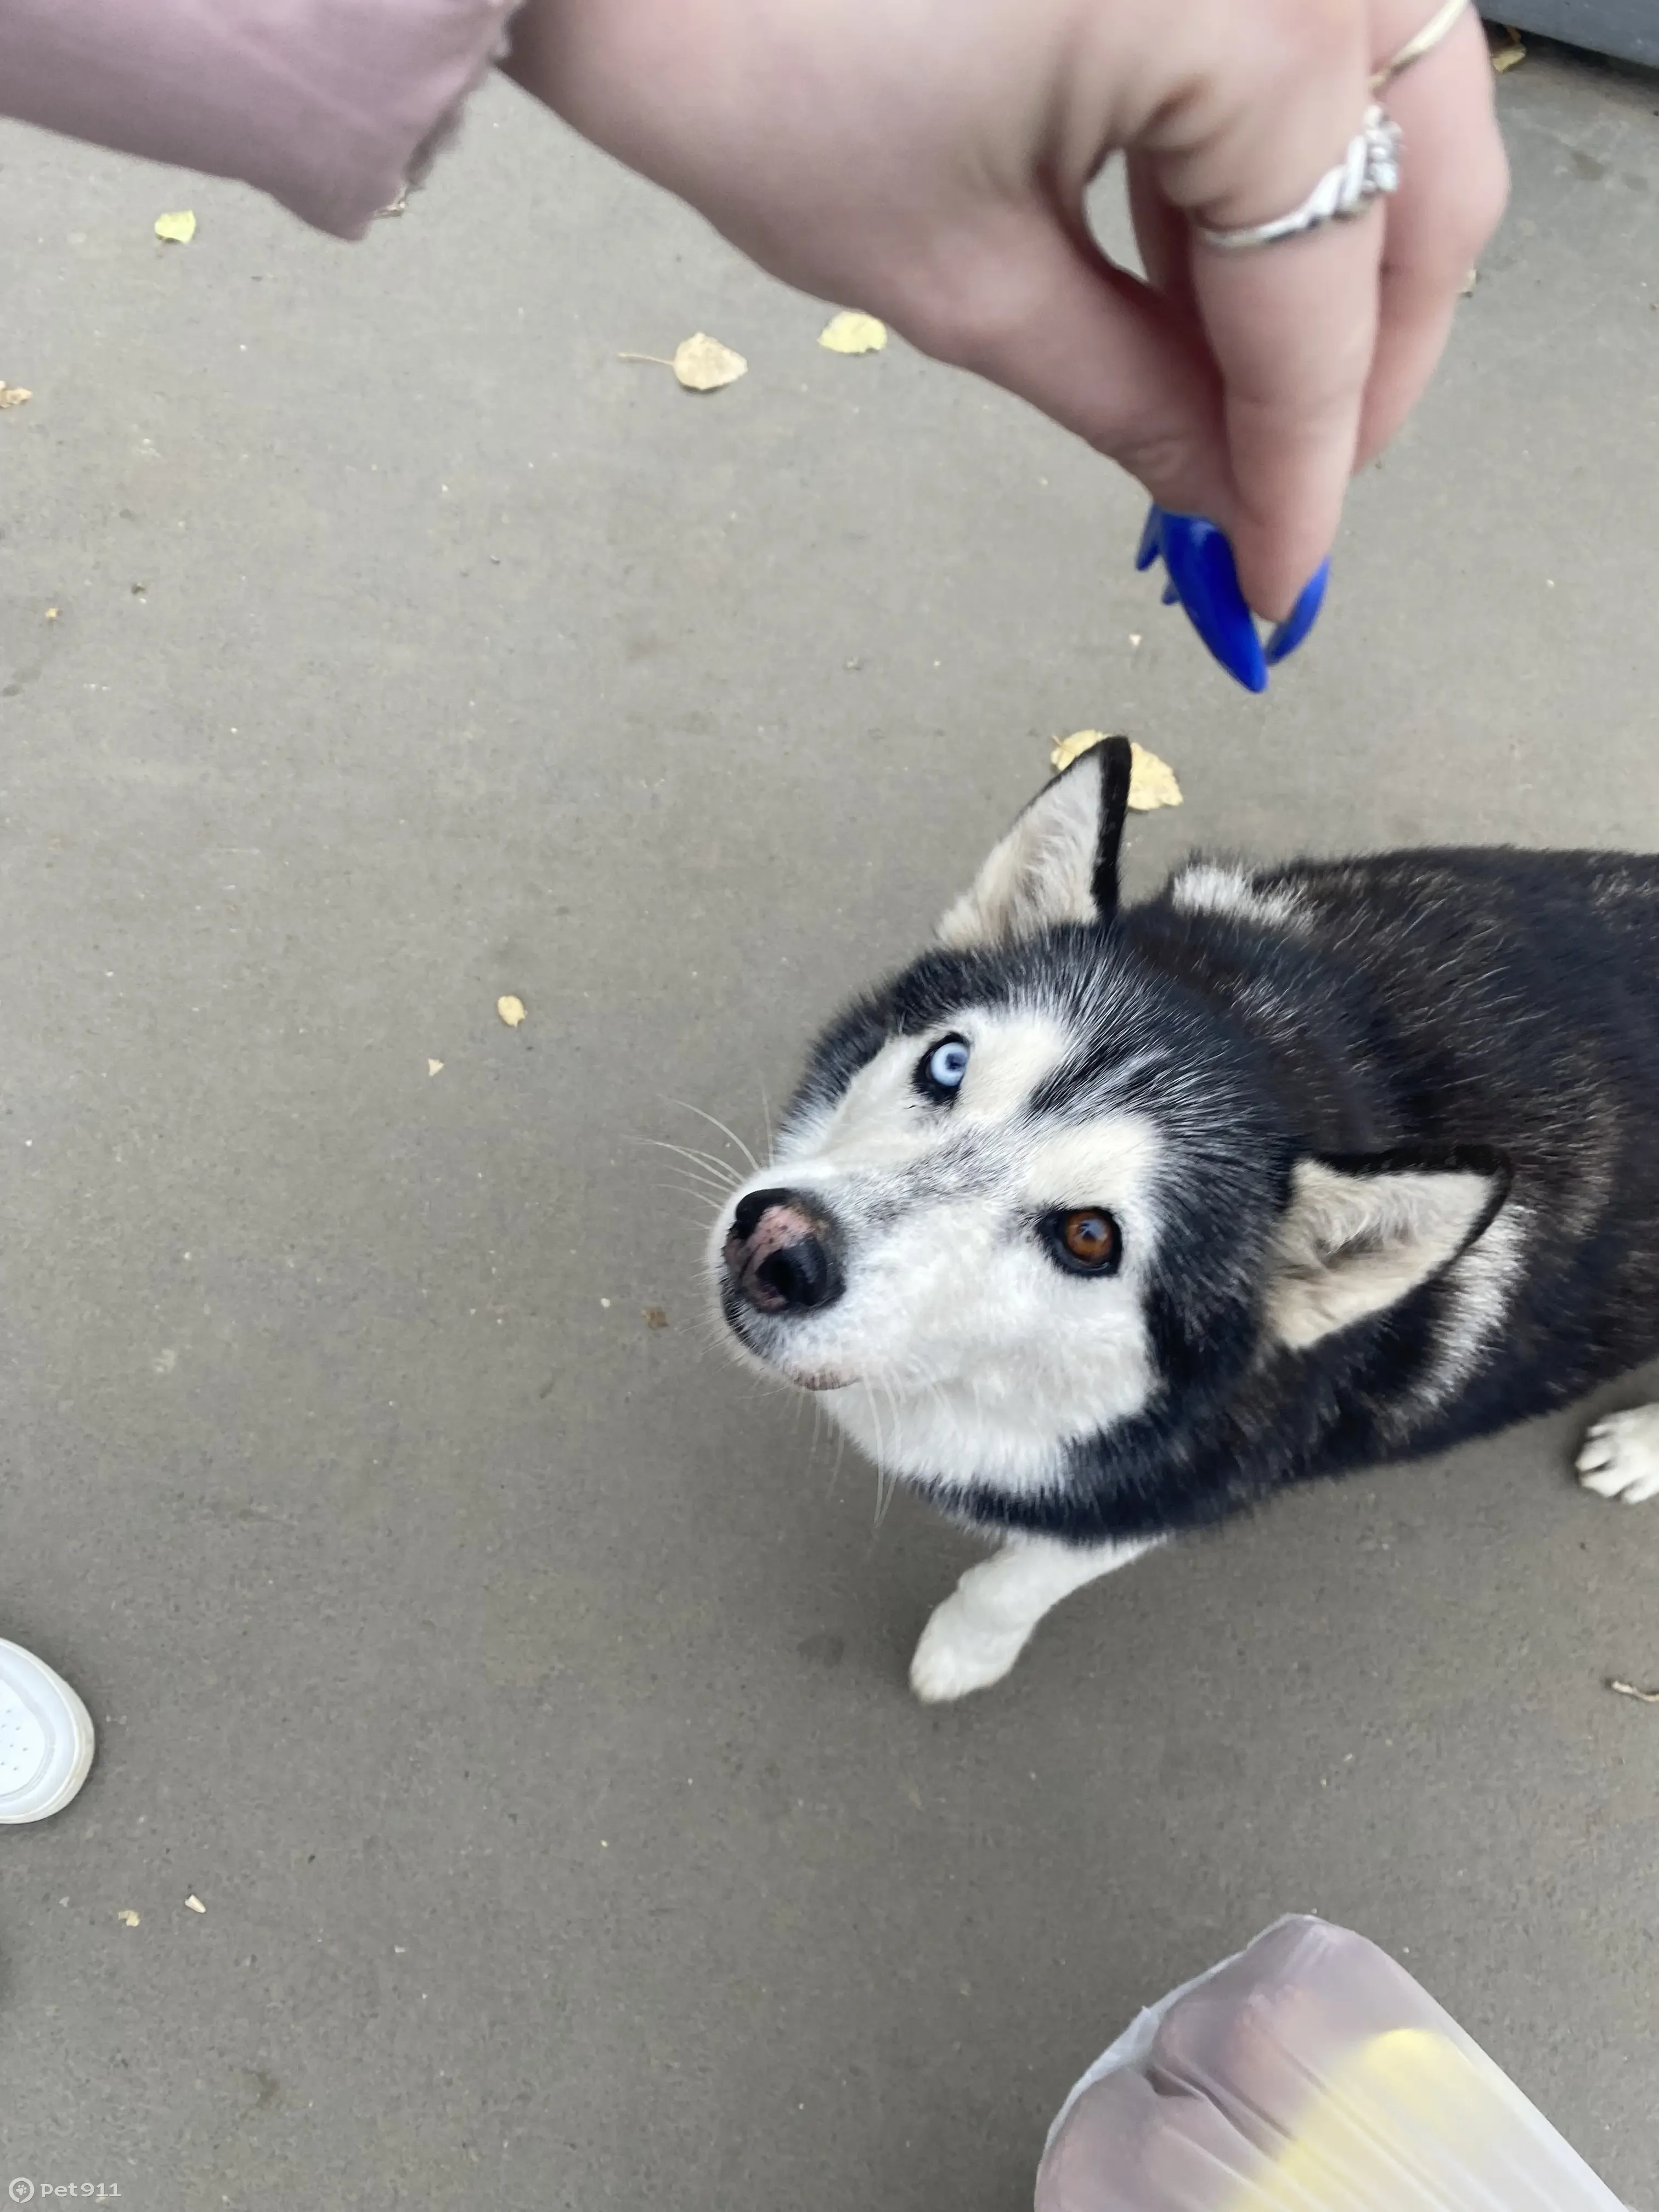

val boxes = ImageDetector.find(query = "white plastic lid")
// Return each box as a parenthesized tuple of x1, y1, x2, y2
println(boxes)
(0, 1638, 95, 1822)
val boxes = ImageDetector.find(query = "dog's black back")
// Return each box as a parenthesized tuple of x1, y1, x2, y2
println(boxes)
(1017, 847, 1659, 1543)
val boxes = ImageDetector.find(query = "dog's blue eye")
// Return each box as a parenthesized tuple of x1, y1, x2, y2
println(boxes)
(917, 1035, 970, 1100)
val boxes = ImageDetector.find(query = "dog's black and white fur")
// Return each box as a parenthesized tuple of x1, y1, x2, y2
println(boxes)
(710, 738, 1659, 1699)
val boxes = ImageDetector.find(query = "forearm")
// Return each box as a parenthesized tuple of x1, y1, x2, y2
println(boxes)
(0, 0, 521, 238)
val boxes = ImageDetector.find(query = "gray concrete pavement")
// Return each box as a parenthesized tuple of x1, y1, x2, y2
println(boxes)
(2, 40, 1657, 2212)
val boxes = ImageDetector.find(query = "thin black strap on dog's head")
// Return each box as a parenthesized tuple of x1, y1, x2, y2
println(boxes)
(1090, 734, 1133, 919)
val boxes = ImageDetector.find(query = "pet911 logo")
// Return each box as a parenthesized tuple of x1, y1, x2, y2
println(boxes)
(9, 2183, 123, 2203)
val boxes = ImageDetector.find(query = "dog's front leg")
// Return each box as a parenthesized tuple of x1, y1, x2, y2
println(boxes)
(909, 1533, 1160, 1703)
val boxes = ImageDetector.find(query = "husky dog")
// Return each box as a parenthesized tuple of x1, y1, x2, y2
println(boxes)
(710, 738, 1659, 1701)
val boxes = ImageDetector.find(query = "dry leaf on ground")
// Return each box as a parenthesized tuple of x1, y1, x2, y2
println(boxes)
(427, 1058, 444, 1077)
(1489, 25, 1525, 70)
(1048, 731, 1183, 811)
(116, 1909, 140, 1927)
(619, 335, 747, 392)
(0, 384, 32, 409)
(644, 1307, 668, 1329)
(819, 311, 887, 356)
(184, 1894, 207, 1914)
(1051, 728, 1111, 775)
(155, 210, 197, 244)
(672, 334, 746, 391)
(1127, 742, 1182, 810)
(1609, 1679, 1659, 1703)
(497, 994, 527, 1028)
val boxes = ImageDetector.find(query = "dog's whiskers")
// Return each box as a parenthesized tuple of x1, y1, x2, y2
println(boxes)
(639, 1138, 744, 1191)
(654, 1162, 739, 1199)
(860, 1379, 891, 1528)
(657, 1160, 734, 1195)
(668, 1099, 763, 1173)
(873, 1374, 907, 1530)
(658, 1180, 729, 1218)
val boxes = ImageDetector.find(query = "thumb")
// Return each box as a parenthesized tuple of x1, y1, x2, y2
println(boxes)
(894, 212, 1234, 530)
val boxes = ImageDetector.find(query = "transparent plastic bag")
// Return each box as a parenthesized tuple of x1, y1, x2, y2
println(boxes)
(1037, 1916, 1627, 2212)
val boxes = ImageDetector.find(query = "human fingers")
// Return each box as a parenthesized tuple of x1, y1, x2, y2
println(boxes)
(1130, 0, 1381, 614)
(891, 203, 1233, 526)
(1126, 151, 1200, 329)
(1190, 207, 1383, 617)
(1355, 3, 1507, 463)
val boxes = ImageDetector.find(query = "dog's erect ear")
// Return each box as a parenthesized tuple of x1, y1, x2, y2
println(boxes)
(936, 737, 1132, 950)
(1264, 1148, 1511, 1351)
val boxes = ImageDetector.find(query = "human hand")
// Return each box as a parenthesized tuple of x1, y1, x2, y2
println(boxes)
(506, 0, 1505, 620)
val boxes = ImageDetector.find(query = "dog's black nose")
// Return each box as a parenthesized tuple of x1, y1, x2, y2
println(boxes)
(724, 1187, 844, 1316)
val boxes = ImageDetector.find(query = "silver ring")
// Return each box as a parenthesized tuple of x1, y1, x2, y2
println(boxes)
(1198, 103, 1402, 251)
(1195, 0, 1467, 253)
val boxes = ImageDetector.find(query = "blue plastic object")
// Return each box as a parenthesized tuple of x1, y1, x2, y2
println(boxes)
(1135, 505, 1328, 693)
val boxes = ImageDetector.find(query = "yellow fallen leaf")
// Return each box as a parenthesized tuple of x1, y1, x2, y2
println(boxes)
(44, 607, 58, 621)
(155, 210, 196, 244)
(1127, 741, 1182, 811)
(672, 333, 746, 391)
(1048, 731, 1182, 811)
(427, 1058, 444, 1077)
(618, 336, 747, 392)
(184, 1893, 206, 1914)
(819, 311, 887, 356)
(1051, 729, 1111, 775)
(497, 994, 527, 1028)
(0, 384, 32, 409)
(1489, 25, 1525, 70)
(116, 1908, 140, 1927)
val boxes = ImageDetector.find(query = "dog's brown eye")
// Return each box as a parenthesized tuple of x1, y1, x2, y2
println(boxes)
(1063, 1211, 1115, 1263)
(1040, 1207, 1121, 1276)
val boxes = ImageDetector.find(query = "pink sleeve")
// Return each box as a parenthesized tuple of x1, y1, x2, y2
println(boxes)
(0, 0, 523, 240)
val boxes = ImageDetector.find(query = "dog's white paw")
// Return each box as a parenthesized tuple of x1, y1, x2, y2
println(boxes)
(909, 1595, 1027, 1703)
(1577, 1406, 1659, 1503)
